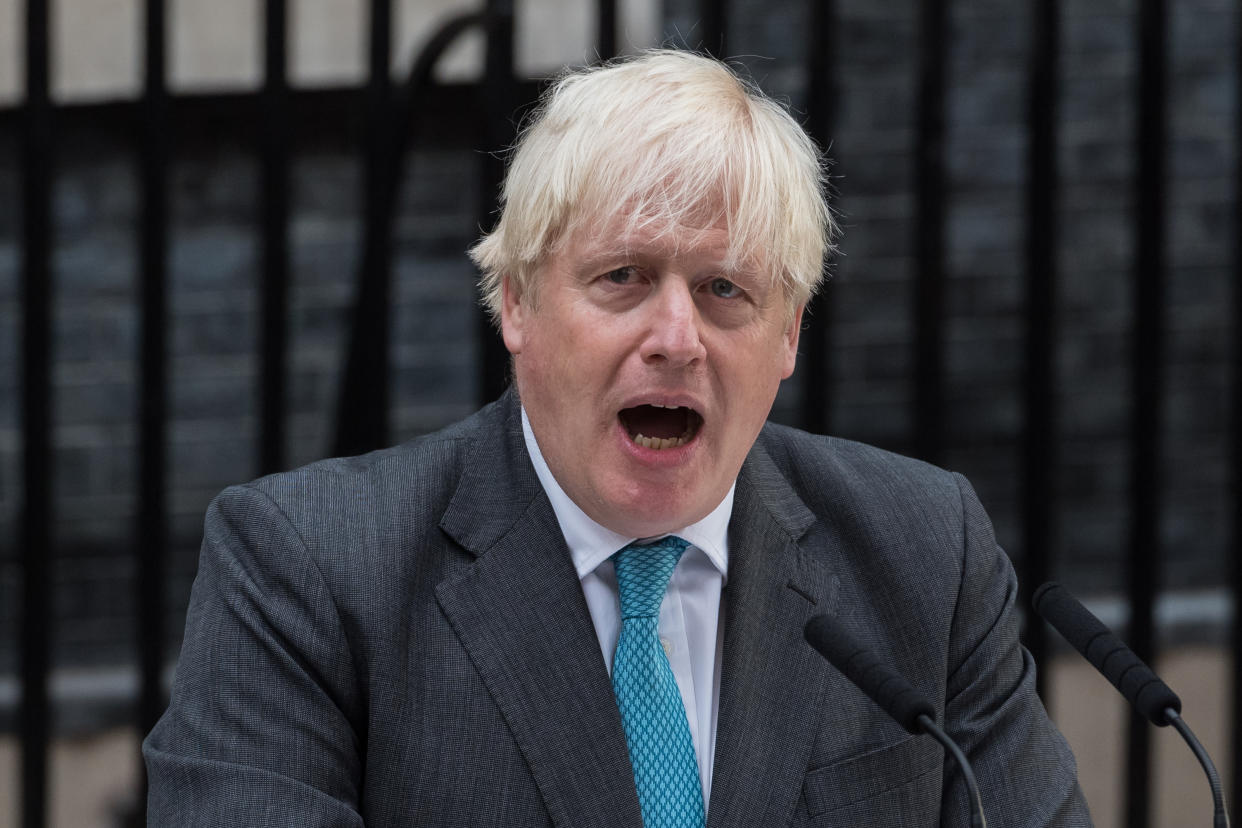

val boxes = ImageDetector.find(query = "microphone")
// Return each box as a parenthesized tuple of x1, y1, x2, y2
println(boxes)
(804, 615, 987, 828)
(1033, 582, 1230, 828)
(1031, 581, 1179, 724)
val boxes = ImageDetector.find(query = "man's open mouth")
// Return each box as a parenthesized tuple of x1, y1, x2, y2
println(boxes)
(618, 404, 703, 450)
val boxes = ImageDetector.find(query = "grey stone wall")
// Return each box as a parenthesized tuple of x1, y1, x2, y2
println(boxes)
(0, 0, 1237, 698)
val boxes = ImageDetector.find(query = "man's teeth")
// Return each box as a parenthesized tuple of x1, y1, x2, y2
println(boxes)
(633, 433, 687, 449)
(631, 426, 695, 450)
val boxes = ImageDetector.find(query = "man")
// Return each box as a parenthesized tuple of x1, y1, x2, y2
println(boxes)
(145, 50, 1092, 826)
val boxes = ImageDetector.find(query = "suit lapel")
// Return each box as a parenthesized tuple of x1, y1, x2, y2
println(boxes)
(436, 399, 852, 827)
(435, 393, 642, 828)
(707, 439, 844, 828)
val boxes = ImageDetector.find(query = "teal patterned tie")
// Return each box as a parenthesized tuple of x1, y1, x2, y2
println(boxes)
(611, 536, 706, 828)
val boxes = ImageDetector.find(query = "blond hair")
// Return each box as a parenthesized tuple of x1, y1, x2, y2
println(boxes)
(470, 49, 835, 321)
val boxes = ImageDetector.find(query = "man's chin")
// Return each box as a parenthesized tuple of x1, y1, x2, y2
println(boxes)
(595, 490, 715, 539)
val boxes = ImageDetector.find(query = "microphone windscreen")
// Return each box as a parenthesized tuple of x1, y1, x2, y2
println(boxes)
(1032, 582, 1181, 726)
(804, 615, 934, 734)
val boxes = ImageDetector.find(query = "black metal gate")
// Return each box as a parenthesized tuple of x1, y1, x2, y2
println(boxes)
(6, 0, 1239, 825)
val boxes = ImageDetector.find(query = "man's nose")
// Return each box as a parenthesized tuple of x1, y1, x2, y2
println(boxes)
(639, 283, 707, 367)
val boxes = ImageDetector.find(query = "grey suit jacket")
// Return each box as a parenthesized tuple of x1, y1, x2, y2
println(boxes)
(144, 390, 1091, 827)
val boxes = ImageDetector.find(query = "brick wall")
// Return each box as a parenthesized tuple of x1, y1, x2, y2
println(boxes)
(0, 0, 1237, 690)
(671, 0, 1237, 592)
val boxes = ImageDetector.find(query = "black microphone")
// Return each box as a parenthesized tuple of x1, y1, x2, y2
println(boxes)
(1031, 581, 1180, 725)
(804, 615, 987, 828)
(1033, 582, 1230, 828)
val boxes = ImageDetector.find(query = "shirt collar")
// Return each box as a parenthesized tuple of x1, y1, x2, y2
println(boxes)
(520, 406, 731, 582)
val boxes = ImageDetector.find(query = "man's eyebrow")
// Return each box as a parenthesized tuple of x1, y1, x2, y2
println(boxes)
(571, 255, 622, 277)
(573, 244, 638, 272)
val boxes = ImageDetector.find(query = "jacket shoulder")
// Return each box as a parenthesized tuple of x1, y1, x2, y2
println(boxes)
(755, 421, 963, 512)
(202, 399, 518, 594)
(752, 421, 981, 591)
(240, 401, 501, 525)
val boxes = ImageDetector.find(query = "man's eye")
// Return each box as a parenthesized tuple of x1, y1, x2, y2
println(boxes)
(709, 278, 741, 299)
(605, 266, 636, 284)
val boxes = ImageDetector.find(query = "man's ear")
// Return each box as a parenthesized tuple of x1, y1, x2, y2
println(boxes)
(781, 304, 805, 379)
(500, 274, 526, 355)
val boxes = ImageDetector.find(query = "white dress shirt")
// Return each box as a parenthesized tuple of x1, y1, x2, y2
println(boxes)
(520, 409, 730, 810)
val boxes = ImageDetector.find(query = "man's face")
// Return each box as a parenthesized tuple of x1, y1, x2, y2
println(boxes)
(502, 214, 802, 538)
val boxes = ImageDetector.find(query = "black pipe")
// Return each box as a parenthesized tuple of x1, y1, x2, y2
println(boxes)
(913, 0, 947, 466)
(699, 0, 727, 57)
(135, 0, 171, 822)
(1020, 0, 1059, 699)
(389, 13, 486, 195)
(1127, 0, 1168, 825)
(597, 0, 618, 61)
(333, 10, 490, 451)
(476, 0, 517, 407)
(799, 0, 836, 436)
(1231, 0, 1242, 813)
(333, 0, 394, 456)
(19, 1, 52, 824)
(137, 0, 170, 747)
(260, 0, 290, 475)
(0, 85, 551, 148)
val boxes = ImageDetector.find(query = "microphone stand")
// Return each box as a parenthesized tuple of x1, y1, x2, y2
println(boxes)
(1163, 707, 1230, 828)
(917, 714, 986, 828)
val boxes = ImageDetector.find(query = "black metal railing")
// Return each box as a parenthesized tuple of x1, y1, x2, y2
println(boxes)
(135, 5, 170, 818)
(1021, 0, 1059, 703)
(1233, 0, 1242, 805)
(5, 1, 1238, 826)
(912, 0, 948, 469)
(798, 0, 836, 437)
(259, 0, 291, 479)
(19, 3, 52, 826)
(1125, 1, 1168, 824)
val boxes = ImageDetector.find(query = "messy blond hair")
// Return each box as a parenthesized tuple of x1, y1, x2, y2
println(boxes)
(470, 49, 835, 321)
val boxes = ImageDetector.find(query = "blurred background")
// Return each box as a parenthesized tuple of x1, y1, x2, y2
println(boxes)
(0, 0, 1237, 825)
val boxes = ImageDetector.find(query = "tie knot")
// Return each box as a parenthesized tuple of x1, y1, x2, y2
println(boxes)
(613, 536, 690, 618)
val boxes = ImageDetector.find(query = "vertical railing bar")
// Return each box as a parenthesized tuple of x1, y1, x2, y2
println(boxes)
(260, 0, 290, 475)
(913, 0, 948, 465)
(1021, 0, 1059, 700)
(800, 0, 836, 435)
(19, 0, 52, 824)
(1126, 0, 1167, 824)
(137, 0, 170, 763)
(1231, 0, 1242, 811)
(336, 7, 491, 448)
(332, 0, 393, 455)
(362, 0, 391, 444)
(476, 0, 515, 407)
(596, 0, 617, 61)
(699, 0, 726, 58)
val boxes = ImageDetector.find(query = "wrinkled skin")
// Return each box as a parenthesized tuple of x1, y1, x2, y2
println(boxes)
(502, 217, 802, 538)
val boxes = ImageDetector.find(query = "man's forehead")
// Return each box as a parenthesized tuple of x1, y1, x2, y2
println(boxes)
(559, 208, 753, 267)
